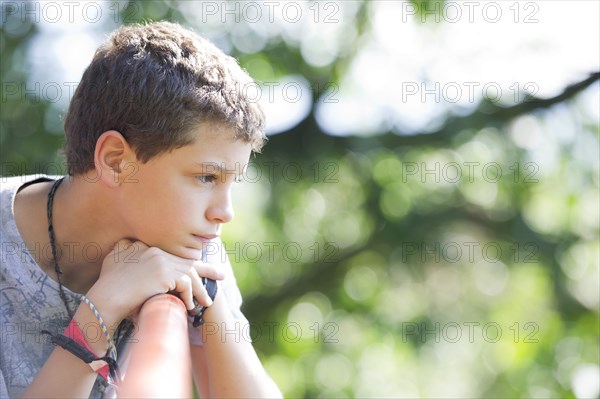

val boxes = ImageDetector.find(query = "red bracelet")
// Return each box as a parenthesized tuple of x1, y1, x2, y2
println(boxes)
(64, 318, 110, 380)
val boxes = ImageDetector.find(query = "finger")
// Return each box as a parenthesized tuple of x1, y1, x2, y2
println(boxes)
(181, 261, 213, 307)
(173, 274, 195, 310)
(192, 261, 225, 281)
(169, 257, 218, 308)
(188, 269, 213, 307)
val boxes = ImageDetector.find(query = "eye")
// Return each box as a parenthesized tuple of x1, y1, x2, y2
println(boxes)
(195, 175, 217, 184)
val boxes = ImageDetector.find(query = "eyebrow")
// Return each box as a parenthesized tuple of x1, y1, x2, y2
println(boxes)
(195, 162, 245, 175)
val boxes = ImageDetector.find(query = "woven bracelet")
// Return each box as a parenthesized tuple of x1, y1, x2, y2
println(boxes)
(80, 295, 118, 361)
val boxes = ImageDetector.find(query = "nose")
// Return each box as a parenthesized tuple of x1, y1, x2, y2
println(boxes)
(206, 187, 234, 224)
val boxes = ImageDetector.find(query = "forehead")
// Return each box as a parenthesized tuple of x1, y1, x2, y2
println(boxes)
(169, 122, 252, 166)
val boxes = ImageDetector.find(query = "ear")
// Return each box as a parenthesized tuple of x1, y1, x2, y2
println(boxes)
(93, 130, 136, 187)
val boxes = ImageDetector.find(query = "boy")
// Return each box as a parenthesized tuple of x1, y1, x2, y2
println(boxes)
(0, 21, 282, 398)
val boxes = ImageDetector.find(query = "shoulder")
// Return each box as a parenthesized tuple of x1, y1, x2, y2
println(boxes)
(1, 175, 32, 195)
(2, 173, 52, 211)
(1, 174, 59, 196)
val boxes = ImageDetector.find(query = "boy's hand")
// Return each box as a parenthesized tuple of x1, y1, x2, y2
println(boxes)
(87, 239, 225, 327)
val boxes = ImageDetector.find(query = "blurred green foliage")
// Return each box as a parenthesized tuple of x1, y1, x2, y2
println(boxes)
(1, 1, 598, 398)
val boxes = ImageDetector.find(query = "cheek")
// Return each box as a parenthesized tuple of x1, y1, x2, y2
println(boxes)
(162, 185, 210, 223)
(122, 170, 170, 219)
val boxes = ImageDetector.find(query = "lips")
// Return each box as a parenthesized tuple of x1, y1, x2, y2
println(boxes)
(192, 234, 219, 242)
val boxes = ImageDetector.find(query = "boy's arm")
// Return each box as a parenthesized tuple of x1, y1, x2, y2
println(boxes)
(19, 292, 119, 398)
(190, 346, 210, 398)
(22, 239, 224, 398)
(190, 293, 283, 398)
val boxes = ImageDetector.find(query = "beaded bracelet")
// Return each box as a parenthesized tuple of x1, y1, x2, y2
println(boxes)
(80, 295, 118, 361)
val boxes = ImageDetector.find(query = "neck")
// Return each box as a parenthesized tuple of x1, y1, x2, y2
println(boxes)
(50, 175, 128, 293)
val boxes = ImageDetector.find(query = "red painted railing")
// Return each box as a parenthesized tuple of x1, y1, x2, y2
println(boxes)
(118, 294, 192, 398)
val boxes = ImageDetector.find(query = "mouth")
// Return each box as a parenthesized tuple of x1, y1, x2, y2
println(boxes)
(192, 234, 219, 243)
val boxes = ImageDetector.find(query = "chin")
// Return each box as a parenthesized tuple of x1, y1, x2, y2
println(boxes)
(178, 246, 204, 261)
(151, 241, 202, 260)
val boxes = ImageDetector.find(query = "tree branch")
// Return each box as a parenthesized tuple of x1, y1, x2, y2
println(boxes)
(266, 72, 600, 155)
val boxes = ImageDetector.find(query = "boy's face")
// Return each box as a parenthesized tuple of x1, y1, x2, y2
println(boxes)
(117, 123, 252, 260)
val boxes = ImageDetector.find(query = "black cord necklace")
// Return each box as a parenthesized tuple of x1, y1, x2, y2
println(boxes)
(46, 177, 74, 320)
(46, 177, 134, 396)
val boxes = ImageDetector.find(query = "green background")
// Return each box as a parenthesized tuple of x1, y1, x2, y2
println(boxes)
(1, 1, 598, 397)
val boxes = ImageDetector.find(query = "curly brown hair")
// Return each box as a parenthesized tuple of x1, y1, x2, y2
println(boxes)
(64, 21, 266, 176)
